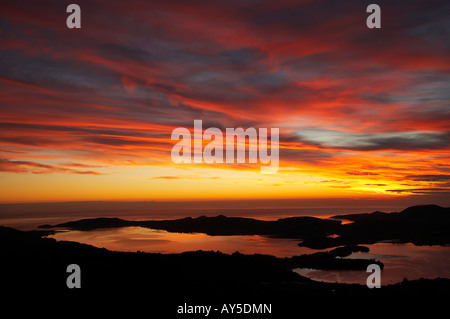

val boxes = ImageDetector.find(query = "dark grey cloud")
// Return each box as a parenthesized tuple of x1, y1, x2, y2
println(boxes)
(387, 188, 450, 194)
(405, 174, 450, 182)
(0, 122, 159, 139)
(296, 129, 450, 151)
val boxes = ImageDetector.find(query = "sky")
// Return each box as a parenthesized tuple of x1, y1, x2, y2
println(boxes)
(0, 0, 449, 205)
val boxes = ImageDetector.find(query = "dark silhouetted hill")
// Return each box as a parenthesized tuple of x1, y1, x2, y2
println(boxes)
(40, 215, 341, 238)
(40, 205, 450, 249)
(315, 204, 450, 248)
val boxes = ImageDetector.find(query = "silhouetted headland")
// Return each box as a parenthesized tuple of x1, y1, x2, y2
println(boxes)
(40, 205, 450, 249)
(324, 204, 450, 248)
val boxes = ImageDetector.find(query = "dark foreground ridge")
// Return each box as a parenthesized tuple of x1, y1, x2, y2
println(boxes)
(1, 225, 449, 300)
(40, 205, 450, 248)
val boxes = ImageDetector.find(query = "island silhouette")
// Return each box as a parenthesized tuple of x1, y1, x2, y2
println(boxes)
(1, 204, 450, 303)
(40, 204, 450, 248)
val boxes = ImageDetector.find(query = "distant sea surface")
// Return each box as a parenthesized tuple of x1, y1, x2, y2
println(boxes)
(0, 200, 410, 230)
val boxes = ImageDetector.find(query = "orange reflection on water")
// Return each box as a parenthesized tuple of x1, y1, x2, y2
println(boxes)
(294, 243, 450, 285)
(48, 226, 319, 257)
(48, 227, 450, 284)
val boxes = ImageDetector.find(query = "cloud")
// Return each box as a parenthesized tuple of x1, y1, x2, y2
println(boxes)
(296, 130, 450, 151)
(0, 158, 105, 175)
(60, 162, 105, 168)
(365, 183, 388, 187)
(387, 188, 450, 194)
(0, 0, 449, 201)
(404, 174, 450, 182)
(347, 171, 379, 176)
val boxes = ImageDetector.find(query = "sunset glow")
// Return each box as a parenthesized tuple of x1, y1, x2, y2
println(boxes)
(1, 1, 449, 204)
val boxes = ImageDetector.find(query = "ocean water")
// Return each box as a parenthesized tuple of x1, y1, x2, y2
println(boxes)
(0, 200, 405, 230)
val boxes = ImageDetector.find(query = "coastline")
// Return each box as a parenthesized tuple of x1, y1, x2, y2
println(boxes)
(2, 225, 449, 297)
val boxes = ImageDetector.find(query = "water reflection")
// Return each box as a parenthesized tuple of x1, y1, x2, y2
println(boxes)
(294, 243, 450, 285)
(48, 226, 320, 257)
(48, 227, 450, 285)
